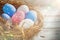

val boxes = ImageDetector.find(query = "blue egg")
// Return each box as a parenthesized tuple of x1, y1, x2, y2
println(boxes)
(25, 10, 37, 21)
(2, 13, 11, 20)
(3, 3, 16, 17)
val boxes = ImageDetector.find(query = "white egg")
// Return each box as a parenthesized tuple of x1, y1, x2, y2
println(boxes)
(17, 5, 29, 13)
(19, 19, 34, 29)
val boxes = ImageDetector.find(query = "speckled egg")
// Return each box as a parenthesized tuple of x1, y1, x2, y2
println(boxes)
(25, 10, 37, 22)
(3, 3, 16, 17)
(19, 19, 34, 29)
(2, 13, 11, 20)
(17, 5, 29, 13)
(12, 11, 25, 24)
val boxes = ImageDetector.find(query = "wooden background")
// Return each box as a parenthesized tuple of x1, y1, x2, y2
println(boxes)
(32, 6, 60, 40)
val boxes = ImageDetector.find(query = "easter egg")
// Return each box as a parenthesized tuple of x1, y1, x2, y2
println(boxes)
(3, 3, 16, 17)
(25, 10, 37, 22)
(17, 5, 29, 13)
(12, 11, 25, 24)
(2, 13, 11, 20)
(19, 19, 34, 29)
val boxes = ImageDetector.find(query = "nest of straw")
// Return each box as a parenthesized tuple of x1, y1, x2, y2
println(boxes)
(0, 0, 43, 40)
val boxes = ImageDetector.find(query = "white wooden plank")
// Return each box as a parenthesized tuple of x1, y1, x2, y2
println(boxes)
(32, 5, 60, 40)
(33, 28, 60, 40)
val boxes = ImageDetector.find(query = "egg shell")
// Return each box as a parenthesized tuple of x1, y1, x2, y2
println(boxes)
(19, 19, 34, 29)
(2, 13, 11, 20)
(3, 3, 16, 17)
(17, 5, 29, 13)
(12, 11, 25, 24)
(25, 10, 37, 22)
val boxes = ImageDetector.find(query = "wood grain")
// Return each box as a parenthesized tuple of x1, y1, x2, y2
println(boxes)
(32, 6, 60, 40)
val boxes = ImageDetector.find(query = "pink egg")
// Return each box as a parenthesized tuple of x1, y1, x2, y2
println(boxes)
(12, 11, 25, 24)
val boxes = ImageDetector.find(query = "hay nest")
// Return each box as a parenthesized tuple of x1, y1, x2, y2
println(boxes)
(0, 0, 43, 40)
